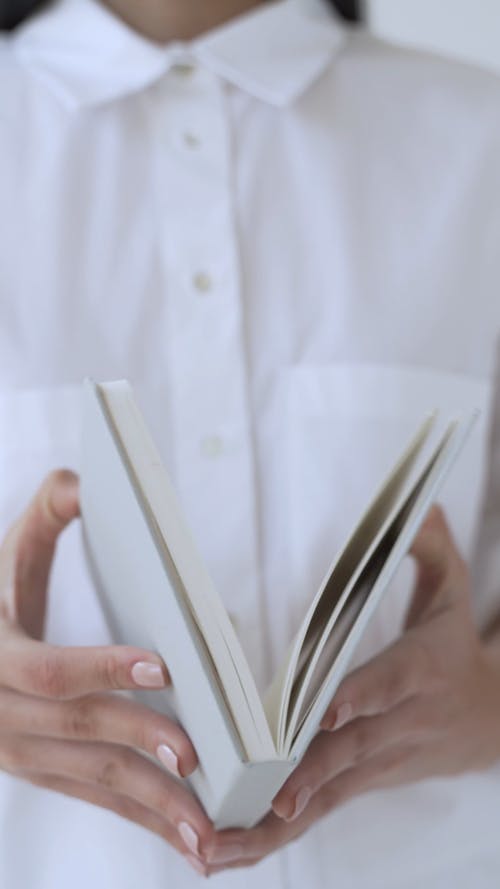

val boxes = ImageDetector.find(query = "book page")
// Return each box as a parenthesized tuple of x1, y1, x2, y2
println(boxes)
(264, 414, 436, 751)
(288, 412, 477, 760)
(284, 428, 449, 750)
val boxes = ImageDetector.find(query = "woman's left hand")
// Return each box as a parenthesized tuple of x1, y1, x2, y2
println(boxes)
(205, 505, 500, 875)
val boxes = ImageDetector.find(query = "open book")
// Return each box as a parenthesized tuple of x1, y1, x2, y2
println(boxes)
(80, 379, 476, 829)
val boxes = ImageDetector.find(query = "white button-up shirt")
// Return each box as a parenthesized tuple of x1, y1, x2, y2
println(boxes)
(1, 1, 500, 887)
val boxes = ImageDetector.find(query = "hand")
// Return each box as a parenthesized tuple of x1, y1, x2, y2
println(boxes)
(0, 470, 215, 873)
(205, 505, 500, 874)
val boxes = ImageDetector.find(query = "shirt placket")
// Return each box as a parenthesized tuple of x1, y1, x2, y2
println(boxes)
(156, 62, 267, 688)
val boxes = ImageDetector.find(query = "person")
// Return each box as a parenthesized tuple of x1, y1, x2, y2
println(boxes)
(1, 0, 500, 886)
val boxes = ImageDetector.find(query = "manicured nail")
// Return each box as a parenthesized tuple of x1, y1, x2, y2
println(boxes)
(331, 702, 352, 730)
(185, 854, 207, 876)
(286, 786, 312, 821)
(178, 821, 200, 856)
(131, 661, 166, 688)
(156, 743, 181, 777)
(206, 844, 243, 864)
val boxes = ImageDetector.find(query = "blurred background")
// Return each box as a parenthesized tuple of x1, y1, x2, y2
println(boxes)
(366, 0, 500, 75)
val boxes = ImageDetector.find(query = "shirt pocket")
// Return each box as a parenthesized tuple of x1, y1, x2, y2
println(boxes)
(281, 362, 493, 660)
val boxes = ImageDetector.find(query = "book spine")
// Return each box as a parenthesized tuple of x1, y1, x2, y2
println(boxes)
(191, 759, 295, 830)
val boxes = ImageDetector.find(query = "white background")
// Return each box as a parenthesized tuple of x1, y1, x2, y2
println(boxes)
(367, 0, 500, 75)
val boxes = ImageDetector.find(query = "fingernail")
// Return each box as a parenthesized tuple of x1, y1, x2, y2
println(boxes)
(131, 661, 166, 688)
(178, 821, 200, 856)
(286, 786, 311, 822)
(206, 844, 243, 864)
(331, 702, 352, 731)
(185, 854, 208, 876)
(156, 743, 181, 777)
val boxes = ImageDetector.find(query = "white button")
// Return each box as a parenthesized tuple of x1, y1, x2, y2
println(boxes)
(183, 131, 201, 149)
(200, 435, 224, 458)
(193, 272, 213, 293)
(171, 63, 195, 77)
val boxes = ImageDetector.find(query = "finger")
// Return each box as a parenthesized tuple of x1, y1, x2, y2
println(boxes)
(207, 856, 262, 875)
(206, 774, 355, 874)
(207, 755, 369, 870)
(0, 635, 170, 699)
(320, 634, 432, 731)
(206, 781, 334, 868)
(308, 741, 417, 816)
(0, 469, 80, 638)
(1, 687, 196, 776)
(3, 735, 214, 857)
(23, 772, 186, 855)
(206, 809, 295, 867)
(273, 699, 423, 819)
(410, 504, 456, 573)
(209, 737, 419, 869)
(408, 504, 467, 622)
(27, 771, 209, 877)
(0, 687, 198, 777)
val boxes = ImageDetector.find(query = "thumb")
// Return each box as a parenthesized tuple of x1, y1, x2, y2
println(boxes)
(406, 504, 463, 626)
(410, 504, 454, 576)
(0, 470, 80, 639)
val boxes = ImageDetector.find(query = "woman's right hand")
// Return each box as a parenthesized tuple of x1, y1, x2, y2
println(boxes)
(0, 469, 214, 875)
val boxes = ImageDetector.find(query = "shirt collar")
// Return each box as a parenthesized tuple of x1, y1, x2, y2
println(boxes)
(10, 0, 347, 110)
